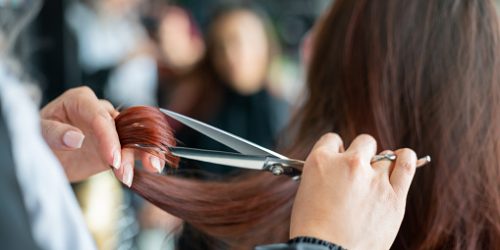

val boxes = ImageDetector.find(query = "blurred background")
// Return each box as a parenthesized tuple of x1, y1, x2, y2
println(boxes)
(9, 0, 330, 249)
(8, 0, 500, 249)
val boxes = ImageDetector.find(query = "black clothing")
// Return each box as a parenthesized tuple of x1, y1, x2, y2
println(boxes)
(175, 87, 289, 176)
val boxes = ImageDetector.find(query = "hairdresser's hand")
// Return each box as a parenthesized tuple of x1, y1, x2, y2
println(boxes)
(290, 133, 418, 250)
(40, 87, 164, 186)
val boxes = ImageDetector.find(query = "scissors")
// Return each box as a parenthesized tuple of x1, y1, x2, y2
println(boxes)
(160, 109, 430, 178)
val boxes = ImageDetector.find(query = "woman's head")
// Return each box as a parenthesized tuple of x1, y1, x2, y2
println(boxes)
(207, 7, 274, 95)
(293, 0, 500, 248)
(156, 6, 205, 72)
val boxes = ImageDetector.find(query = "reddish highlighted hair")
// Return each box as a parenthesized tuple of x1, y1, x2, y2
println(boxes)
(115, 106, 295, 248)
(115, 106, 179, 167)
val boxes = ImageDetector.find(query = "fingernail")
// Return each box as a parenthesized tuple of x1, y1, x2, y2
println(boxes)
(150, 156, 163, 173)
(123, 163, 133, 187)
(112, 149, 121, 169)
(63, 131, 85, 149)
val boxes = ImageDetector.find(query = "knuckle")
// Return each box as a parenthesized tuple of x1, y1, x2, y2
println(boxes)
(399, 148, 416, 157)
(345, 154, 364, 168)
(397, 148, 417, 172)
(305, 146, 334, 172)
(77, 86, 93, 93)
(398, 161, 416, 175)
(322, 132, 341, 142)
(311, 146, 332, 163)
(71, 86, 94, 98)
(100, 99, 113, 108)
(358, 133, 376, 145)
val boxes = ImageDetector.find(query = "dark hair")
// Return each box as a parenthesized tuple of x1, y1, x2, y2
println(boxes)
(119, 0, 500, 249)
(292, 0, 500, 248)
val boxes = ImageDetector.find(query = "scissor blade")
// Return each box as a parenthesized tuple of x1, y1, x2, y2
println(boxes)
(170, 147, 268, 170)
(160, 108, 287, 159)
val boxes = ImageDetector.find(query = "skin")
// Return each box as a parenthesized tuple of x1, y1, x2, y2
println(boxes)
(290, 133, 418, 249)
(211, 10, 270, 95)
(40, 87, 162, 186)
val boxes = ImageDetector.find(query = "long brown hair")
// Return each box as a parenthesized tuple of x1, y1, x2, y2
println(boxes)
(118, 0, 500, 249)
(293, 0, 500, 249)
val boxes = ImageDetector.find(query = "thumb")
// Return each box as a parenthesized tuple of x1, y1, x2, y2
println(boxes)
(41, 119, 85, 150)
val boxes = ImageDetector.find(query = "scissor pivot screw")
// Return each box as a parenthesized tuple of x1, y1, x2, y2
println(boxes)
(270, 165, 284, 176)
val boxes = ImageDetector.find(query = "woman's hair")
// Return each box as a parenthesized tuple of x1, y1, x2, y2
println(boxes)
(293, 0, 500, 249)
(116, 106, 296, 248)
(118, 0, 500, 249)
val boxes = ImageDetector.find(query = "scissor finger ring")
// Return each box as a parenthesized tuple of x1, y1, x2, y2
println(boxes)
(370, 153, 397, 164)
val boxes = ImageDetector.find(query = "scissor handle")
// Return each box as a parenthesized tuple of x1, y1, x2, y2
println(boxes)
(263, 158, 305, 177)
(269, 153, 430, 180)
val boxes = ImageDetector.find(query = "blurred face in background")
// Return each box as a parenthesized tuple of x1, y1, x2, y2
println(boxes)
(211, 10, 270, 95)
(158, 6, 205, 72)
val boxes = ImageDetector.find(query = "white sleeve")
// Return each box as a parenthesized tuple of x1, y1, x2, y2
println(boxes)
(0, 64, 96, 250)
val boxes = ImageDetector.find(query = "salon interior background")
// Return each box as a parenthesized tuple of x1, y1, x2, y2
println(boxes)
(13, 0, 330, 107)
(12, 0, 500, 106)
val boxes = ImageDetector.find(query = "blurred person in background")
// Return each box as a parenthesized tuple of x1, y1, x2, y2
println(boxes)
(141, 3, 206, 110)
(162, 5, 290, 176)
(66, 0, 147, 99)
(105, 3, 206, 108)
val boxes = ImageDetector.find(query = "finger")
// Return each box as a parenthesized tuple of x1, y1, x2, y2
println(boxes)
(99, 99, 119, 118)
(345, 134, 377, 163)
(371, 150, 395, 175)
(114, 148, 134, 187)
(64, 87, 122, 169)
(141, 152, 165, 173)
(390, 148, 417, 197)
(41, 119, 85, 150)
(310, 133, 344, 154)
